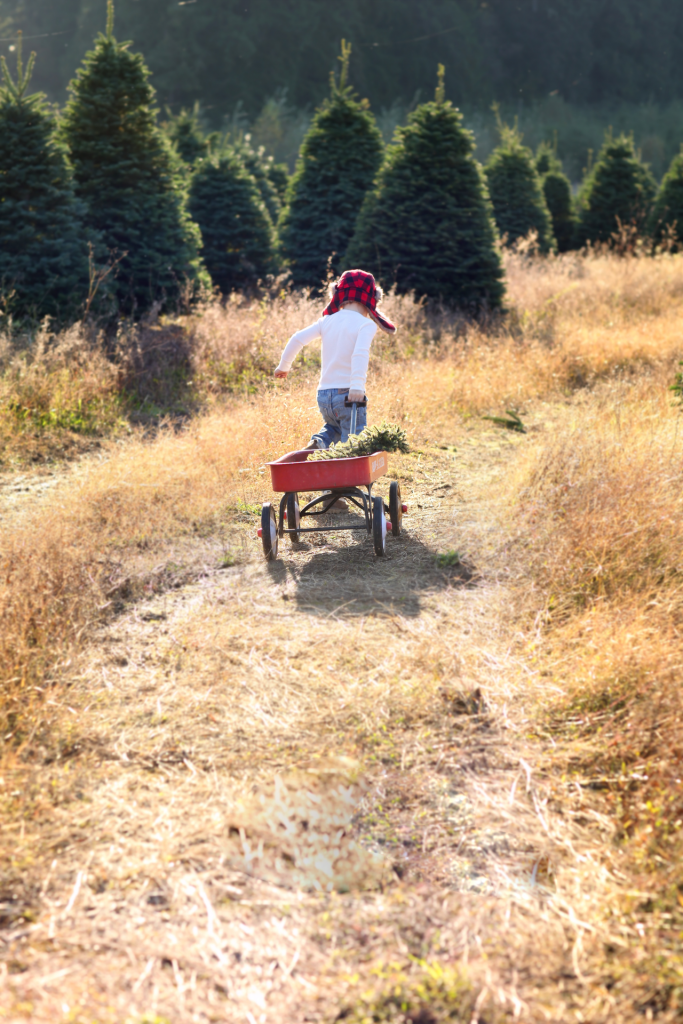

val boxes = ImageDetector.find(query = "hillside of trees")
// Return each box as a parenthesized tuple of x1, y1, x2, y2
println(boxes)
(3, 0, 683, 117)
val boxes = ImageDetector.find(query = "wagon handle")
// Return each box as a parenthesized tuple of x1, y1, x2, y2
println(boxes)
(344, 395, 367, 437)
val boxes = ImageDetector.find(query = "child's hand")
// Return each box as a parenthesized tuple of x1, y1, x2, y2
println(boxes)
(348, 389, 365, 403)
(274, 369, 288, 379)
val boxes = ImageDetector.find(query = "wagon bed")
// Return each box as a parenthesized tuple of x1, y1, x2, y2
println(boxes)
(267, 448, 389, 492)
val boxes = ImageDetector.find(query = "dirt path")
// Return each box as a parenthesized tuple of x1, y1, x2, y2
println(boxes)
(1, 430, 613, 1023)
(0, 445, 115, 526)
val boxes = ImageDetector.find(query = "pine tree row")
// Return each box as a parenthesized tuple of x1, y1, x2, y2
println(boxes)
(3, 2, 683, 326)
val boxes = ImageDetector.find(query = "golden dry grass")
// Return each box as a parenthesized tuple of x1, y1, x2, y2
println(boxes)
(3, 251, 683, 1021)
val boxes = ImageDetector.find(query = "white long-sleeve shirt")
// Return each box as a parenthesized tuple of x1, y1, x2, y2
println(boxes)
(275, 309, 377, 392)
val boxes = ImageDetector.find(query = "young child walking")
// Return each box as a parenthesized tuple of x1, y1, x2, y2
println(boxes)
(274, 269, 397, 453)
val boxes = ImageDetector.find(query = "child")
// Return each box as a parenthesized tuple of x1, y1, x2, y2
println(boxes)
(274, 269, 396, 452)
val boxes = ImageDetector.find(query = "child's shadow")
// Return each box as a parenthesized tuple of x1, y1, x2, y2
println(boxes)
(266, 517, 476, 619)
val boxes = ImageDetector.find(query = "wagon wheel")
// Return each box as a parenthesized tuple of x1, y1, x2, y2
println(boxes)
(261, 503, 278, 560)
(389, 481, 402, 537)
(372, 495, 386, 557)
(286, 492, 301, 543)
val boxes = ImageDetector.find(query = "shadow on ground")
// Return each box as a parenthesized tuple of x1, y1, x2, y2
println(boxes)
(266, 509, 476, 618)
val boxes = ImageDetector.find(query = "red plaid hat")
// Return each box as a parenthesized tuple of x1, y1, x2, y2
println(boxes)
(323, 269, 397, 335)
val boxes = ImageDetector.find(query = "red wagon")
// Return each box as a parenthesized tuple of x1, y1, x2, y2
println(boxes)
(258, 445, 407, 561)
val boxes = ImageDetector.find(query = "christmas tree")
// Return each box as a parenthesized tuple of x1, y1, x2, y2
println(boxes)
(0, 35, 90, 322)
(650, 148, 683, 250)
(265, 158, 290, 205)
(278, 41, 384, 289)
(188, 150, 276, 293)
(163, 102, 211, 166)
(484, 120, 555, 252)
(577, 133, 656, 246)
(535, 142, 577, 253)
(62, 2, 206, 317)
(535, 140, 562, 177)
(346, 67, 504, 310)
(232, 137, 282, 224)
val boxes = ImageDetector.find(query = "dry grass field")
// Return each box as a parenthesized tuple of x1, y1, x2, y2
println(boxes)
(2, 250, 683, 1022)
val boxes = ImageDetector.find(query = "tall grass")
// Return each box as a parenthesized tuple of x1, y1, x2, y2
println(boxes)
(510, 377, 683, 887)
(3, 251, 683, 1022)
(2, 250, 683, 758)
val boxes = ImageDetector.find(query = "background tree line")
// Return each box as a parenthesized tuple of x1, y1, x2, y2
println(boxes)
(3, 1, 683, 180)
(4, 0, 683, 113)
(4, 2, 683, 326)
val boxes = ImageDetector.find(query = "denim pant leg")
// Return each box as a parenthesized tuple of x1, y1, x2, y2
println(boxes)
(311, 389, 343, 449)
(332, 391, 367, 443)
(311, 389, 368, 448)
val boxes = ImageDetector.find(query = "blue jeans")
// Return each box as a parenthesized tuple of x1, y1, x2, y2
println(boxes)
(311, 388, 367, 449)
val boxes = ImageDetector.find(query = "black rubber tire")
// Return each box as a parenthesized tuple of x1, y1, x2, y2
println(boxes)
(261, 503, 278, 560)
(286, 492, 301, 543)
(389, 481, 402, 537)
(372, 495, 386, 557)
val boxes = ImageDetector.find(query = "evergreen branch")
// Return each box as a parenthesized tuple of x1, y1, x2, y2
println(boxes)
(338, 39, 352, 91)
(308, 422, 410, 461)
(435, 63, 446, 105)
(0, 57, 14, 98)
(23, 51, 35, 94)
(106, 0, 115, 40)
(0, 32, 37, 101)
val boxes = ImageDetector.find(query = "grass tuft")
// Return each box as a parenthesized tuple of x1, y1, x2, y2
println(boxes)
(336, 962, 476, 1023)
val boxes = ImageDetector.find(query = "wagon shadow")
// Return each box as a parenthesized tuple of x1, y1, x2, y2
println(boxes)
(266, 516, 476, 619)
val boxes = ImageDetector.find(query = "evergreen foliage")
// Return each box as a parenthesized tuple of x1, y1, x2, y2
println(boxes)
(535, 141, 577, 252)
(62, 2, 206, 317)
(11, 1, 683, 123)
(188, 151, 276, 294)
(164, 102, 211, 166)
(278, 41, 384, 289)
(265, 159, 290, 204)
(484, 122, 555, 252)
(534, 140, 562, 177)
(309, 421, 409, 460)
(0, 34, 90, 321)
(346, 67, 504, 310)
(541, 172, 576, 252)
(232, 138, 282, 223)
(650, 149, 683, 250)
(577, 133, 656, 246)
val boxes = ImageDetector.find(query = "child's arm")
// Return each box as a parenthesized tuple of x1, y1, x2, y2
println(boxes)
(348, 320, 377, 400)
(274, 319, 323, 378)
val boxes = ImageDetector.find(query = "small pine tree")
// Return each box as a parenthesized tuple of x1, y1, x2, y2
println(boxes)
(541, 172, 576, 252)
(650, 148, 683, 250)
(535, 140, 562, 177)
(484, 119, 555, 253)
(0, 35, 90, 321)
(535, 141, 577, 253)
(232, 138, 282, 224)
(188, 151, 276, 293)
(265, 159, 290, 205)
(577, 133, 656, 246)
(278, 41, 384, 289)
(164, 102, 210, 166)
(62, 2, 206, 316)
(346, 67, 504, 310)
